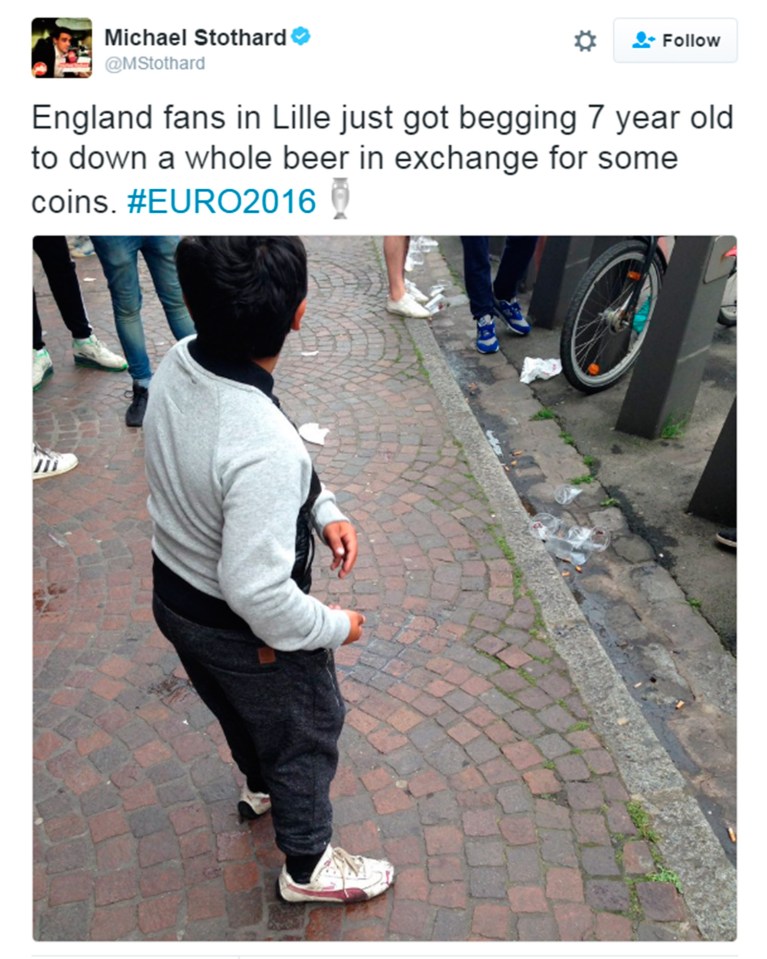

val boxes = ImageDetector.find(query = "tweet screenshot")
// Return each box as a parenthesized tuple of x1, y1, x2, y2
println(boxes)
(16, 2, 757, 957)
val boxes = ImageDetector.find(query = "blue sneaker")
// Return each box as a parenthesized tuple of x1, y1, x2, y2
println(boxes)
(476, 316, 499, 353)
(496, 299, 531, 336)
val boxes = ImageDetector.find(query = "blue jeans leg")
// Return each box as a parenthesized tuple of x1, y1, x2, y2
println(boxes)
(140, 236, 195, 341)
(91, 236, 151, 383)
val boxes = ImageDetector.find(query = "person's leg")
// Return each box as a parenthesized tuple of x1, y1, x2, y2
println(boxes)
(384, 236, 408, 301)
(493, 236, 537, 336)
(493, 236, 537, 301)
(460, 236, 495, 318)
(383, 236, 429, 318)
(32, 291, 53, 390)
(152, 596, 267, 792)
(33, 236, 92, 339)
(33, 236, 128, 372)
(91, 236, 152, 384)
(152, 596, 340, 855)
(140, 236, 195, 341)
(460, 236, 499, 353)
(33, 293, 45, 351)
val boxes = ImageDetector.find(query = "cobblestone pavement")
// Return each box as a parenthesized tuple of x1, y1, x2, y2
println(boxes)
(32, 236, 719, 942)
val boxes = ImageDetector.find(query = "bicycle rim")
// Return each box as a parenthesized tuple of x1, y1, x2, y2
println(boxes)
(561, 243, 663, 392)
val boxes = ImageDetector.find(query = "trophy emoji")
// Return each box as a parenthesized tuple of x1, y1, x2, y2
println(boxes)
(331, 178, 349, 219)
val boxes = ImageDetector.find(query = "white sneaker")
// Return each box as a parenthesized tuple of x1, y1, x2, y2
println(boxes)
(33, 348, 53, 391)
(278, 844, 394, 904)
(72, 335, 128, 371)
(386, 293, 430, 319)
(33, 443, 78, 480)
(237, 784, 271, 820)
(405, 280, 429, 304)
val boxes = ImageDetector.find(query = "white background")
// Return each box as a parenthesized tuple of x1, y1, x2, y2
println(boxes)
(12, 2, 759, 958)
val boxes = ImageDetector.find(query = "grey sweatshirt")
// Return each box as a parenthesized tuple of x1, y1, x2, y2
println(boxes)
(143, 338, 351, 652)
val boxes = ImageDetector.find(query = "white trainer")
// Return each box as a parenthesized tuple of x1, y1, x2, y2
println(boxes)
(237, 784, 271, 820)
(33, 348, 54, 391)
(278, 844, 394, 904)
(33, 443, 78, 480)
(386, 292, 430, 319)
(72, 335, 128, 371)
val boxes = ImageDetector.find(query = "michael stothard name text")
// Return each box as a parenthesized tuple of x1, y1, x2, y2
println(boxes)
(104, 28, 287, 47)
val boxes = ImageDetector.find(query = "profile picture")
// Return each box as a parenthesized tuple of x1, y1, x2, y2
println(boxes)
(31, 17, 92, 78)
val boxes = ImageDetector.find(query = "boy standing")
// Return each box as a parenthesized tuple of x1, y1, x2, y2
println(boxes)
(143, 236, 394, 904)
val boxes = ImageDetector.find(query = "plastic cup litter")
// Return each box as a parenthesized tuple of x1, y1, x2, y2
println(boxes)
(529, 513, 562, 540)
(554, 484, 583, 505)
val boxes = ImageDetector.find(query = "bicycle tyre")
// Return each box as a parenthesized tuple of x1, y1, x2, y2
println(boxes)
(560, 240, 665, 393)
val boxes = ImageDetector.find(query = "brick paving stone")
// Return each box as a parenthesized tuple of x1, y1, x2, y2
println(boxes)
(566, 781, 605, 811)
(139, 864, 184, 898)
(539, 829, 579, 868)
(582, 845, 621, 877)
(554, 754, 591, 781)
(586, 879, 632, 912)
(94, 870, 140, 906)
(595, 912, 634, 940)
(31, 238, 704, 943)
(546, 867, 585, 902)
(517, 913, 559, 940)
(499, 816, 537, 846)
(535, 732, 571, 759)
(606, 802, 639, 836)
(137, 892, 183, 935)
(523, 767, 562, 795)
(554, 901, 595, 940)
(90, 903, 138, 941)
(573, 811, 612, 845)
(636, 882, 688, 922)
(471, 901, 511, 939)
(622, 840, 655, 875)
(508, 885, 549, 912)
(496, 784, 534, 816)
(372, 784, 414, 815)
(48, 870, 93, 906)
(462, 809, 500, 837)
(502, 740, 543, 770)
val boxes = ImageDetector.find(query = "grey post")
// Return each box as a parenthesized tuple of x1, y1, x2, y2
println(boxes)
(688, 396, 736, 526)
(615, 235, 735, 438)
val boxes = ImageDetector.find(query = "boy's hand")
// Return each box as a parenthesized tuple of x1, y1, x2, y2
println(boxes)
(341, 609, 366, 645)
(323, 521, 358, 578)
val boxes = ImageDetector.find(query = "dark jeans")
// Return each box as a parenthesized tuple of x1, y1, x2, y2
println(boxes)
(33, 236, 92, 349)
(152, 594, 345, 858)
(460, 236, 538, 319)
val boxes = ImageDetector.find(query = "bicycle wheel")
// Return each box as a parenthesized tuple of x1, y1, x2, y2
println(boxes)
(560, 240, 665, 393)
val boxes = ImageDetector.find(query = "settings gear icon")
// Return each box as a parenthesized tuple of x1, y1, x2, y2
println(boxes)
(575, 30, 597, 52)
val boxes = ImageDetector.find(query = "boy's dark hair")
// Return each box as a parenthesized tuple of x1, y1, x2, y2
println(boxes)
(50, 26, 73, 39)
(176, 236, 308, 360)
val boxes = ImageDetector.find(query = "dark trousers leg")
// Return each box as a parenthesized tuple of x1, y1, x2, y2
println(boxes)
(152, 595, 345, 858)
(33, 236, 92, 343)
(460, 236, 494, 318)
(493, 236, 538, 301)
(33, 293, 44, 351)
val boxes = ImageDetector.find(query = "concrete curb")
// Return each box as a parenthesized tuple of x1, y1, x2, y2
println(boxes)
(403, 297, 736, 941)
